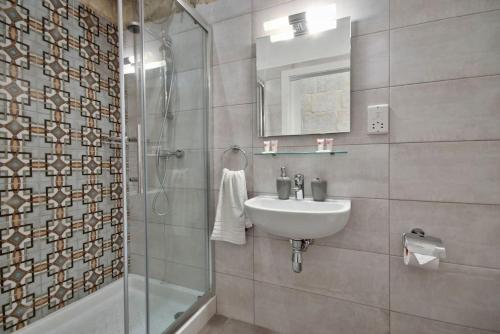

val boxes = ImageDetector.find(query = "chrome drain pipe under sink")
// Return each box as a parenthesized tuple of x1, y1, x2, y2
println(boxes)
(290, 239, 312, 273)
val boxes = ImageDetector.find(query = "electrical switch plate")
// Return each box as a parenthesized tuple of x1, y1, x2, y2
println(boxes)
(367, 104, 389, 134)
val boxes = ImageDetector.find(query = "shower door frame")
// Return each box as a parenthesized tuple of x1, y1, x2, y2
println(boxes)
(117, 0, 214, 333)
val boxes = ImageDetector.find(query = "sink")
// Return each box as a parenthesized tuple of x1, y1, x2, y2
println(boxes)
(244, 196, 351, 239)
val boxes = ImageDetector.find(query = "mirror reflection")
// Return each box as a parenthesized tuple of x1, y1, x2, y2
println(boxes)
(256, 15, 351, 137)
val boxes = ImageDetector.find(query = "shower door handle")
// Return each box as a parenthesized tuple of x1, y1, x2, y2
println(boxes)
(136, 123, 144, 194)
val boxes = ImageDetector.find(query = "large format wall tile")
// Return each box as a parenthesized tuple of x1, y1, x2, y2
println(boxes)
(390, 11, 500, 85)
(175, 68, 205, 111)
(213, 104, 253, 149)
(254, 281, 389, 334)
(172, 109, 206, 149)
(164, 261, 208, 292)
(390, 0, 500, 28)
(254, 237, 389, 308)
(390, 76, 500, 143)
(215, 273, 254, 323)
(351, 31, 389, 91)
(390, 312, 498, 334)
(253, 144, 389, 198)
(196, 0, 252, 24)
(390, 200, 500, 269)
(390, 257, 500, 331)
(316, 198, 389, 254)
(213, 14, 253, 65)
(215, 232, 254, 279)
(171, 28, 204, 72)
(390, 141, 500, 204)
(213, 59, 256, 107)
(164, 225, 207, 268)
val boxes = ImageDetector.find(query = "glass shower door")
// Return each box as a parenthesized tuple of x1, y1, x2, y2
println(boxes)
(122, 0, 212, 333)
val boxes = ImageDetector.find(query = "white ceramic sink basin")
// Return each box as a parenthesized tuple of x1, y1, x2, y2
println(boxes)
(244, 196, 351, 239)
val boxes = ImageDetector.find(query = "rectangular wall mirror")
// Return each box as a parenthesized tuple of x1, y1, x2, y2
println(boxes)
(256, 16, 351, 137)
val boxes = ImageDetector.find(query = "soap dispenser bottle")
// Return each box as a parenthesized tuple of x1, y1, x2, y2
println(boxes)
(277, 167, 291, 200)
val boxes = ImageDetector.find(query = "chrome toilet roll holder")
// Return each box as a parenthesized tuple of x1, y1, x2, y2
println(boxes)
(402, 228, 446, 265)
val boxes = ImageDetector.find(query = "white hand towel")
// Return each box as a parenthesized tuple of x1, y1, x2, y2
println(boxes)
(211, 168, 251, 245)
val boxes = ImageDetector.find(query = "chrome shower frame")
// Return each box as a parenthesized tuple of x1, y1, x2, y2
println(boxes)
(117, 0, 213, 333)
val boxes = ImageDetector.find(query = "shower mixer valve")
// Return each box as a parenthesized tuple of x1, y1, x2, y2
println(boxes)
(157, 149, 185, 159)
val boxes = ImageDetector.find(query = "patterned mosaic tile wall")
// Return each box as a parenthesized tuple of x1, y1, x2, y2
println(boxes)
(0, 1, 123, 332)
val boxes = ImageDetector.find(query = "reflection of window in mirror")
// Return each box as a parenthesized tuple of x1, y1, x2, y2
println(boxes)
(256, 16, 351, 137)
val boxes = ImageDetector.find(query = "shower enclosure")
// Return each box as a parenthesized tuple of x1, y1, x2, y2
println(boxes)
(0, 0, 211, 332)
(120, 0, 212, 333)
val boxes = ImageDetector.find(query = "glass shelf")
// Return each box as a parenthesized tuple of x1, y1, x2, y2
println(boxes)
(254, 151, 348, 156)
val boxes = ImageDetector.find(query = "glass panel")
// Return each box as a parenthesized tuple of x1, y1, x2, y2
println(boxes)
(123, 1, 210, 332)
(123, 1, 148, 333)
(138, 1, 211, 334)
(144, 6, 209, 334)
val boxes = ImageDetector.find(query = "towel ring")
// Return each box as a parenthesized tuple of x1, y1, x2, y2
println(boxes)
(221, 145, 248, 170)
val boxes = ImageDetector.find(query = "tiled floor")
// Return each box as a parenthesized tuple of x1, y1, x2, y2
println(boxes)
(199, 315, 279, 334)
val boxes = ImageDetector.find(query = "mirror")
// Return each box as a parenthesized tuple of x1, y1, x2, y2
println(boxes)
(256, 16, 351, 137)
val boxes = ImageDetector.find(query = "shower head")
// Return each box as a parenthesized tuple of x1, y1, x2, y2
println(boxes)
(127, 21, 140, 34)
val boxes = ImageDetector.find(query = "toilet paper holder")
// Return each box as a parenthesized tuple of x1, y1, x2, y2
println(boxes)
(402, 228, 446, 265)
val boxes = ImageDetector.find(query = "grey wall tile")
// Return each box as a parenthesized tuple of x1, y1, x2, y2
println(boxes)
(176, 68, 205, 111)
(390, 141, 500, 204)
(252, 0, 292, 12)
(390, 257, 500, 331)
(213, 59, 256, 107)
(336, 0, 389, 36)
(253, 144, 389, 198)
(390, 75, 500, 143)
(164, 261, 208, 291)
(165, 188, 208, 230)
(171, 28, 204, 72)
(195, 0, 252, 24)
(215, 233, 254, 279)
(173, 109, 205, 150)
(147, 222, 166, 259)
(129, 219, 146, 256)
(391, 312, 499, 334)
(316, 198, 389, 254)
(164, 225, 208, 268)
(390, 11, 500, 86)
(148, 150, 207, 191)
(390, 200, 500, 269)
(254, 281, 389, 334)
(254, 237, 389, 308)
(213, 104, 253, 149)
(352, 31, 389, 91)
(213, 14, 253, 65)
(390, 0, 500, 28)
(215, 273, 255, 323)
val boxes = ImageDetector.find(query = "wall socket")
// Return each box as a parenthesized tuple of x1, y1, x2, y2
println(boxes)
(367, 104, 389, 134)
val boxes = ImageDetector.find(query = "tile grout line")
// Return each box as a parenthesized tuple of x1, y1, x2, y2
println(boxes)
(251, 1, 257, 326)
(390, 310, 500, 334)
(389, 7, 500, 31)
(388, 0, 392, 324)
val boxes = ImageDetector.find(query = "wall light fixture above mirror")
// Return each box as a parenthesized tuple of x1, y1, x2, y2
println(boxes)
(257, 14, 351, 137)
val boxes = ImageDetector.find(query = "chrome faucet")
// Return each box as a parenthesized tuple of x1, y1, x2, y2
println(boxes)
(293, 174, 304, 200)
